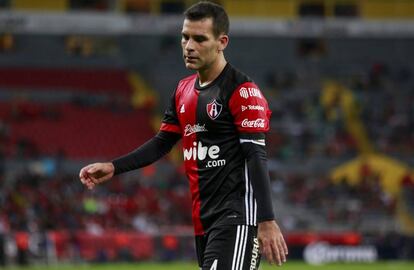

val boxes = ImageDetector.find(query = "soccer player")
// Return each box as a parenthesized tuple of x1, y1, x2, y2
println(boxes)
(79, 1, 288, 269)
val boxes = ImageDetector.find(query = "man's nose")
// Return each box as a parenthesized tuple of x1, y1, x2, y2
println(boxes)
(185, 39, 195, 51)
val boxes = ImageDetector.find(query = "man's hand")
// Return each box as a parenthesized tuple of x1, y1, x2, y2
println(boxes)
(258, 220, 288, 266)
(79, 162, 115, 190)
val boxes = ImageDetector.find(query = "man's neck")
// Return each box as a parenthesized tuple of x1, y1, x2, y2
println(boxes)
(197, 57, 227, 86)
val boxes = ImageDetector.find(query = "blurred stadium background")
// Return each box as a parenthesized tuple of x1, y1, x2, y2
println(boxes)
(0, 0, 413, 268)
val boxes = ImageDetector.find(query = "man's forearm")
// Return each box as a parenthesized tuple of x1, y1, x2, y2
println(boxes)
(112, 131, 181, 175)
(241, 141, 275, 222)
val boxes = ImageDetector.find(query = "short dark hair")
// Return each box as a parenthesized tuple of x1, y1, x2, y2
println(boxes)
(184, 1, 229, 37)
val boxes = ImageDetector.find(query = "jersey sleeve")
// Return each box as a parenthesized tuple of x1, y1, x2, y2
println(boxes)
(160, 87, 181, 134)
(112, 131, 181, 175)
(231, 82, 275, 222)
(228, 82, 271, 136)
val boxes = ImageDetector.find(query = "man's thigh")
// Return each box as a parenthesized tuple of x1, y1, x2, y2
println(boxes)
(197, 225, 261, 270)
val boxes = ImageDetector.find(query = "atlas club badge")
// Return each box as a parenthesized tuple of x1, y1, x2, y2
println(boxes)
(206, 99, 222, 120)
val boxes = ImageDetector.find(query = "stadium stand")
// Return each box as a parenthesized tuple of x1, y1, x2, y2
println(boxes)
(0, 67, 155, 159)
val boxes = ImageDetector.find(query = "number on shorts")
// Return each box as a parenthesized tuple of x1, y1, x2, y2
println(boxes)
(209, 259, 218, 270)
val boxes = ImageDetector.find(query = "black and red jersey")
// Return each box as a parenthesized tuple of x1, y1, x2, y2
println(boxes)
(160, 63, 272, 235)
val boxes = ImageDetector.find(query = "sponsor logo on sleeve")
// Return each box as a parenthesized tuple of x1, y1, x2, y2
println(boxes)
(241, 118, 266, 128)
(239, 87, 262, 99)
(241, 105, 264, 112)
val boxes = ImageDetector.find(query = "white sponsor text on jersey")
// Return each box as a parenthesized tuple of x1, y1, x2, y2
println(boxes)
(183, 141, 226, 168)
(241, 105, 264, 111)
(239, 87, 262, 99)
(241, 118, 266, 128)
(184, 124, 208, 136)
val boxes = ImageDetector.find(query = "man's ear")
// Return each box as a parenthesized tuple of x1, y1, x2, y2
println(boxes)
(218, 34, 229, 52)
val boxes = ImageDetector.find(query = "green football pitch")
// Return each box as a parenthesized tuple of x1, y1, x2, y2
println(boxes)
(3, 261, 414, 270)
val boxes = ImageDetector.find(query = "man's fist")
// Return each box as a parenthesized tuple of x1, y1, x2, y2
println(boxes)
(79, 162, 115, 190)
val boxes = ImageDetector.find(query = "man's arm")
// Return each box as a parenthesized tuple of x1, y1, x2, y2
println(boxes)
(223, 79, 288, 265)
(79, 131, 180, 189)
(240, 136, 288, 266)
(240, 135, 274, 221)
(112, 131, 181, 175)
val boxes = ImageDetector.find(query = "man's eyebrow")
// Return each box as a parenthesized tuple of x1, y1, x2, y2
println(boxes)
(192, 34, 209, 40)
(181, 30, 207, 37)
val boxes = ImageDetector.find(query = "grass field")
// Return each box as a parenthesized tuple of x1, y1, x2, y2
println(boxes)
(3, 261, 414, 270)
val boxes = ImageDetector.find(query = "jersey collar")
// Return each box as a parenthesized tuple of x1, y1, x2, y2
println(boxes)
(195, 63, 230, 91)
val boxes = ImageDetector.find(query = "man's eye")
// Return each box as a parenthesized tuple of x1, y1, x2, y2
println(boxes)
(194, 37, 206, 43)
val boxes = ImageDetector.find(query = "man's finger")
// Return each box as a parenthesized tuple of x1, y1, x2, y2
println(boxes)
(88, 176, 99, 184)
(79, 165, 94, 180)
(281, 236, 288, 255)
(87, 182, 95, 190)
(79, 173, 88, 184)
(277, 239, 286, 263)
(264, 245, 275, 265)
(79, 168, 88, 180)
(85, 177, 95, 187)
(271, 242, 282, 266)
(87, 166, 99, 174)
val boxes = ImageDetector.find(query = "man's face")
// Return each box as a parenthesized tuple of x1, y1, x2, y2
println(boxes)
(181, 18, 226, 71)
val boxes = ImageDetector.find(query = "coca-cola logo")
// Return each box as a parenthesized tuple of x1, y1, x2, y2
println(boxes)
(241, 118, 266, 128)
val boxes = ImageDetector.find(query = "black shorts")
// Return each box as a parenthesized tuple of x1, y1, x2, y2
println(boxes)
(195, 225, 261, 270)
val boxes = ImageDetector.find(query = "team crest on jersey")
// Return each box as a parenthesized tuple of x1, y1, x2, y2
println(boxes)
(206, 99, 222, 120)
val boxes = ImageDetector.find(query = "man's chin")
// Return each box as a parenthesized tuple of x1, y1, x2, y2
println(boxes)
(185, 63, 198, 70)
